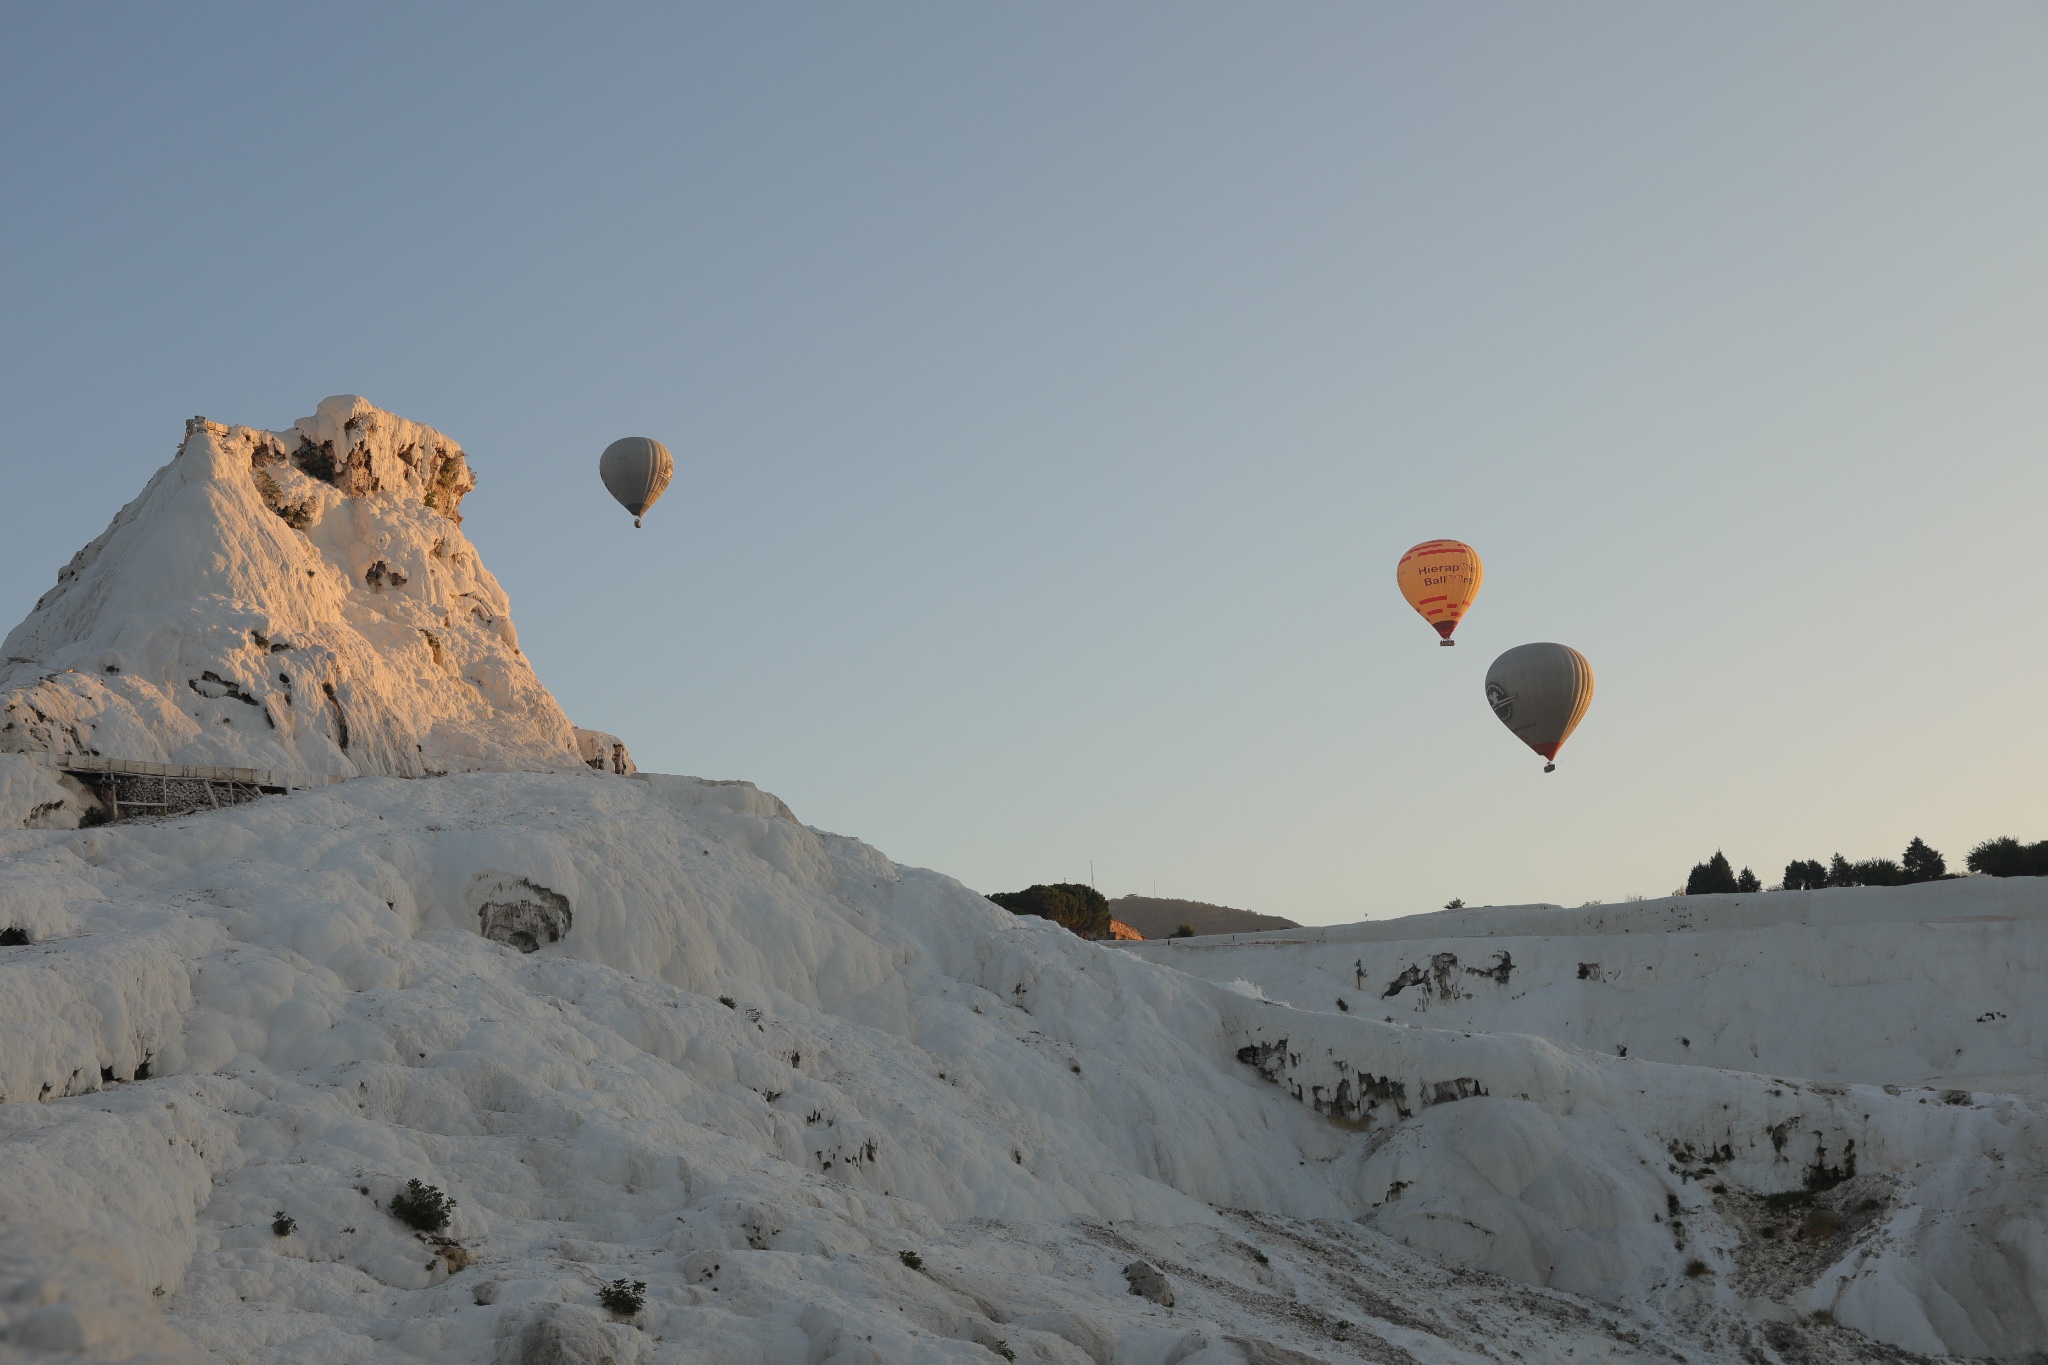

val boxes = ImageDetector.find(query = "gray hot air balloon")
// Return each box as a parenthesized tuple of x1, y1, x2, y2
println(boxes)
(598, 437, 674, 528)
(1485, 643, 1594, 773)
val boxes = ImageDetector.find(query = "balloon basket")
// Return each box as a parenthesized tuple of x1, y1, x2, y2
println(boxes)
(1440, 639, 1454, 646)
(1543, 763, 1556, 773)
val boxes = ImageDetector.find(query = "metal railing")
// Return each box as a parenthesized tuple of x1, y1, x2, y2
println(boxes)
(9, 750, 349, 822)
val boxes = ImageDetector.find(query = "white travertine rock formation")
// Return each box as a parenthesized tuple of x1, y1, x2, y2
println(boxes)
(0, 398, 587, 801)
(573, 725, 637, 775)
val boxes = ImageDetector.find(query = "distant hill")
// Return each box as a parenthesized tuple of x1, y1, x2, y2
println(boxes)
(1108, 895, 1299, 939)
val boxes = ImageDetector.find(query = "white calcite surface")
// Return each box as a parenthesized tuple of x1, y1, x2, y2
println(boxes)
(1114, 883, 2048, 1097)
(8, 775, 2047, 1362)
(0, 398, 588, 809)
(0, 754, 78, 832)
(1121, 885, 2048, 1357)
(2, 400, 2040, 1363)
(0, 770, 1979, 1365)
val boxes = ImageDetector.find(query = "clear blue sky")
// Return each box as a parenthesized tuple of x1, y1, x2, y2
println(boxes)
(4, 4, 2045, 922)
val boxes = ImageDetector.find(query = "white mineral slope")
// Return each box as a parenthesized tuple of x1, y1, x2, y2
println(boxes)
(0, 772, 1695, 1365)
(0, 771, 2043, 1362)
(1113, 882, 2048, 1098)
(0, 397, 584, 808)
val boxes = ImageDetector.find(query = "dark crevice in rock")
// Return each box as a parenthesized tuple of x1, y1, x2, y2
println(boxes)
(322, 681, 350, 752)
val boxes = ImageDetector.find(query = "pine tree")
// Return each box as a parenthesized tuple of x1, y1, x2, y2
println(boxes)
(1735, 867, 1761, 893)
(1901, 837, 1946, 883)
(1782, 859, 1827, 891)
(1823, 854, 1904, 888)
(1685, 851, 1739, 896)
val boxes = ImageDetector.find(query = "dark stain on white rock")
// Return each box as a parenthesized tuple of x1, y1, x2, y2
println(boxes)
(477, 879, 572, 953)
(190, 671, 260, 706)
(1382, 950, 1514, 1002)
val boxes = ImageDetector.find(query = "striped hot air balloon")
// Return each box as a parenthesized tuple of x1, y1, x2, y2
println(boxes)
(1396, 540, 1483, 645)
(1485, 643, 1594, 773)
(598, 437, 674, 528)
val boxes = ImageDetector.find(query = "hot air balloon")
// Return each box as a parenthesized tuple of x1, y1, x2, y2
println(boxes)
(1396, 540, 1483, 645)
(599, 437, 674, 528)
(1485, 643, 1594, 773)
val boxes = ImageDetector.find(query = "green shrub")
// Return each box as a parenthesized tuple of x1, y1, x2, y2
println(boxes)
(292, 437, 338, 482)
(1829, 854, 1902, 887)
(1967, 837, 2048, 878)
(389, 1179, 455, 1232)
(987, 884, 1110, 939)
(899, 1250, 924, 1270)
(1789, 852, 1918, 889)
(1170, 924, 1195, 939)
(1854, 855, 1903, 886)
(271, 1212, 296, 1237)
(1782, 859, 1827, 891)
(597, 1278, 646, 1317)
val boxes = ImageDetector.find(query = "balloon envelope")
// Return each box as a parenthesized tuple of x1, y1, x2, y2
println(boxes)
(1485, 643, 1594, 767)
(599, 437, 674, 526)
(1396, 540, 1483, 644)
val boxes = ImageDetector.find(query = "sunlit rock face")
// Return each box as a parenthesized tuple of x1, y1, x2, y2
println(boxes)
(0, 398, 585, 801)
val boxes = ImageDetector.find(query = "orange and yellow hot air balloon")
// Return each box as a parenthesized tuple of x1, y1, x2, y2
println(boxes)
(1396, 539, 1483, 645)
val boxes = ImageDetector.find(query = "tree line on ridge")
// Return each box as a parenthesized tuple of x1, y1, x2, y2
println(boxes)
(1685, 835, 2048, 896)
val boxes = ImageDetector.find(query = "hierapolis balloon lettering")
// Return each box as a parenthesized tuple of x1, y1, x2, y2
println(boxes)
(1395, 538, 1483, 645)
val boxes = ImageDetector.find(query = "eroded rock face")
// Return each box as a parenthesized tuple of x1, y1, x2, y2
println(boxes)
(0, 397, 591, 781)
(472, 875, 573, 953)
(1122, 1259, 1174, 1306)
(573, 728, 635, 776)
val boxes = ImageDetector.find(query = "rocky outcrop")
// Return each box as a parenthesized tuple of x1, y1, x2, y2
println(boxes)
(573, 727, 636, 776)
(0, 397, 601, 796)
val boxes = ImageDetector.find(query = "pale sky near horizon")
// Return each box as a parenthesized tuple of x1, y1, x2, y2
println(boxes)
(3, 4, 2045, 924)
